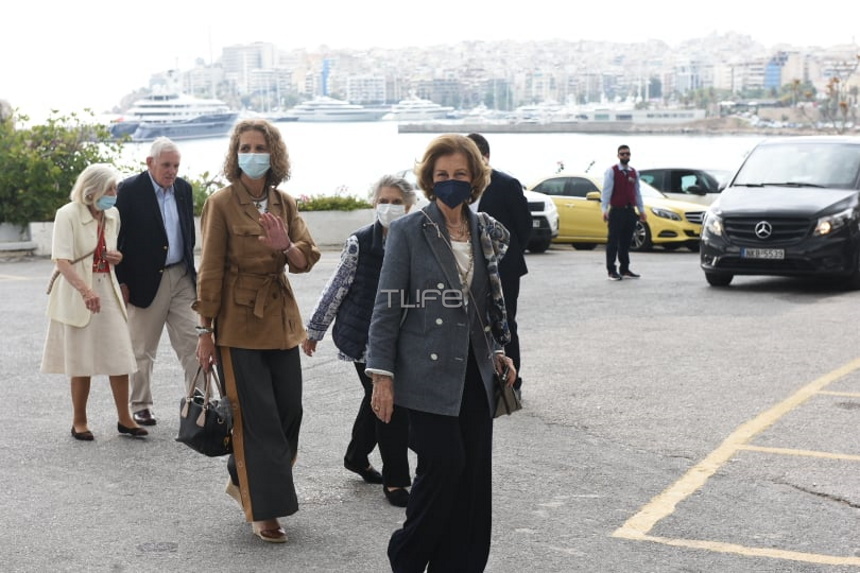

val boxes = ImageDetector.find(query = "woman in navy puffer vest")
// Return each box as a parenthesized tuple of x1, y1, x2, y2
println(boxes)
(302, 174, 416, 507)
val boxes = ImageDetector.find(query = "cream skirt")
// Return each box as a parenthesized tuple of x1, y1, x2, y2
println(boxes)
(41, 274, 137, 377)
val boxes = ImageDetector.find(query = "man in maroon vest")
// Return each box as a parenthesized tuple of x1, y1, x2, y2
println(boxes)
(601, 145, 647, 280)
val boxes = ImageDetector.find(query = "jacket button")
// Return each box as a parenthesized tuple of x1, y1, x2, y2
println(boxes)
(436, 282, 445, 289)
(429, 353, 438, 360)
(484, 325, 491, 332)
(435, 318, 443, 325)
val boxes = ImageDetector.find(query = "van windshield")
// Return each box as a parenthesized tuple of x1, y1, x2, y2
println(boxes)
(733, 142, 860, 189)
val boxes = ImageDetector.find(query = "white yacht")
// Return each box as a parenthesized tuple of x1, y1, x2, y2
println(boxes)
(382, 96, 455, 122)
(289, 96, 386, 122)
(109, 92, 239, 141)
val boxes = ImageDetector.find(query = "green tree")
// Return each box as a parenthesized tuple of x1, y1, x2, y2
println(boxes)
(0, 110, 128, 226)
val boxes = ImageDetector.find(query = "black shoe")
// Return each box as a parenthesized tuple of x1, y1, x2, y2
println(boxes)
(71, 427, 94, 441)
(132, 408, 157, 426)
(383, 486, 409, 507)
(607, 270, 622, 281)
(117, 422, 148, 437)
(621, 270, 641, 279)
(344, 459, 383, 484)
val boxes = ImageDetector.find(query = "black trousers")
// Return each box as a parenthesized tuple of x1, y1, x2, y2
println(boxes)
(500, 274, 522, 390)
(388, 350, 493, 573)
(221, 346, 302, 522)
(606, 207, 638, 273)
(344, 361, 411, 487)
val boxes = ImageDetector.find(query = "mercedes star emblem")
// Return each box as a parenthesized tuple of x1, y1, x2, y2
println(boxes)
(754, 221, 773, 239)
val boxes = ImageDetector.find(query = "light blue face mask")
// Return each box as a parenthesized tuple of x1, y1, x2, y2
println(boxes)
(238, 153, 271, 180)
(96, 195, 117, 210)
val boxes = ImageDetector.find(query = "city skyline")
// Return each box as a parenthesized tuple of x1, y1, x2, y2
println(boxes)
(3, 0, 858, 120)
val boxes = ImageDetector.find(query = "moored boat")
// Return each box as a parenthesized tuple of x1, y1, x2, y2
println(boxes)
(382, 96, 455, 122)
(288, 96, 386, 122)
(109, 92, 239, 141)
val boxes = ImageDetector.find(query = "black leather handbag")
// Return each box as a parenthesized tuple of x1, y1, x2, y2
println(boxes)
(176, 367, 233, 457)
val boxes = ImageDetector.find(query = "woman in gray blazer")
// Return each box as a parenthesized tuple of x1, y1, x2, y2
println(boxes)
(366, 134, 516, 573)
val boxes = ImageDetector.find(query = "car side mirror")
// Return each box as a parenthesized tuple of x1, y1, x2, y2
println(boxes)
(687, 185, 706, 195)
(586, 191, 601, 201)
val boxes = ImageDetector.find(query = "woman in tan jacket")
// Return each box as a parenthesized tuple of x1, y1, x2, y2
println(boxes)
(194, 119, 321, 543)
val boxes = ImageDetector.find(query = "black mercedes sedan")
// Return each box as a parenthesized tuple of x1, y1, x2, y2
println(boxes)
(700, 136, 860, 288)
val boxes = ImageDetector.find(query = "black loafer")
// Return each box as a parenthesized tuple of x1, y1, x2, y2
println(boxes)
(344, 459, 383, 484)
(132, 409, 157, 426)
(383, 487, 409, 507)
(117, 422, 148, 437)
(71, 427, 94, 441)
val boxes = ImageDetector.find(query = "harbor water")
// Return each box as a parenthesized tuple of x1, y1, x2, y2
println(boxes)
(119, 121, 767, 198)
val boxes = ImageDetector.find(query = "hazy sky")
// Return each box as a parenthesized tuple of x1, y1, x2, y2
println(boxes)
(3, 0, 857, 119)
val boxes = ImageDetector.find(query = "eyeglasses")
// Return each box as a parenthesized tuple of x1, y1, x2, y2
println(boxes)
(619, 153, 630, 157)
(619, 152, 630, 156)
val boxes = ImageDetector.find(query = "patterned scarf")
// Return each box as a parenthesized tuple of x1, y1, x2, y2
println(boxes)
(476, 212, 511, 347)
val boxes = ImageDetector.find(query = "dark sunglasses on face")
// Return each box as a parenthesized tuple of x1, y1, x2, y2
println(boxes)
(619, 152, 630, 156)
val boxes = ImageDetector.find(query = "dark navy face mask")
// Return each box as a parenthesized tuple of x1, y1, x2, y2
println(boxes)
(433, 179, 472, 208)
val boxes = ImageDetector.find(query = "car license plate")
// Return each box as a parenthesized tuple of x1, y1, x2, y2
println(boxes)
(741, 248, 785, 259)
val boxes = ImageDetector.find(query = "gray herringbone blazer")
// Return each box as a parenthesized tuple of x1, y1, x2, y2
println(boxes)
(366, 201, 502, 417)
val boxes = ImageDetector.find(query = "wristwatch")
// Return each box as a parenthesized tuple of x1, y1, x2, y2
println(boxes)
(195, 326, 214, 336)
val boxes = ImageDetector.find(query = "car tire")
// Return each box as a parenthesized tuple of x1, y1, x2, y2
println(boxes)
(572, 243, 597, 251)
(687, 241, 700, 253)
(528, 239, 551, 253)
(705, 271, 733, 287)
(630, 221, 652, 252)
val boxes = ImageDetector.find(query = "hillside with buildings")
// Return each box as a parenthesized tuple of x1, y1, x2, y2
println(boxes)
(130, 34, 859, 119)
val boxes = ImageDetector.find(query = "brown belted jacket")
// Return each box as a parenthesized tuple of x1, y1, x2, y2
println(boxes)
(193, 181, 321, 350)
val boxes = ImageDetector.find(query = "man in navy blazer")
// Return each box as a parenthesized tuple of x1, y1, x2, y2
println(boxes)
(468, 133, 531, 393)
(115, 137, 199, 426)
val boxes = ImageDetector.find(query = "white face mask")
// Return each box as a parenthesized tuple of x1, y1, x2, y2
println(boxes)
(376, 203, 406, 228)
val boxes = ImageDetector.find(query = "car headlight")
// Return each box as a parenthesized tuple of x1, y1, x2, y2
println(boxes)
(649, 207, 682, 221)
(704, 211, 724, 237)
(814, 207, 855, 236)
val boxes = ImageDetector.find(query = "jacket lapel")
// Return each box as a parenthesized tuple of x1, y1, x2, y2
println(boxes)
(233, 180, 268, 222)
(139, 173, 168, 242)
(420, 203, 463, 294)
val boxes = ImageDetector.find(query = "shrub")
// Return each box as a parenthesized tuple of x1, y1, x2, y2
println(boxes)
(0, 110, 130, 225)
(187, 171, 226, 216)
(295, 186, 372, 211)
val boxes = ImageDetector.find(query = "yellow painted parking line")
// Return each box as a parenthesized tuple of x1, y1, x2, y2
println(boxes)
(819, 390, 860, 398)
(629, 534, 860, 566)
(739, 444, 860, 462)
(613, 356, 860, 566)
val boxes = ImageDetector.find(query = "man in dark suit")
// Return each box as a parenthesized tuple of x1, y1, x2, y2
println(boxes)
(115, 137, 199, 426)
(467, 133, 532, 394)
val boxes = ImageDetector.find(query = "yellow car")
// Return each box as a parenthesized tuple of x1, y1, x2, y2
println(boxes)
(527, 172, 706, 251)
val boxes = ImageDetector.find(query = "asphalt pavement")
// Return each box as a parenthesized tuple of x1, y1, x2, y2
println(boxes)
(1, 247, 859, 573)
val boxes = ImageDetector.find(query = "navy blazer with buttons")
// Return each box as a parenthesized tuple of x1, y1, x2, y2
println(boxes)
(115, 170, 196, 308)
(366, 202, 506, 418)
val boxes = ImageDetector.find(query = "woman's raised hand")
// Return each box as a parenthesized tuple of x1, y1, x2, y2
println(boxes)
(258, 212, 291, 251)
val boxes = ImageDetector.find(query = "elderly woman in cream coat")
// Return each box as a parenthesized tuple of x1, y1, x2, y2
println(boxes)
(41, 163, 147, 441)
